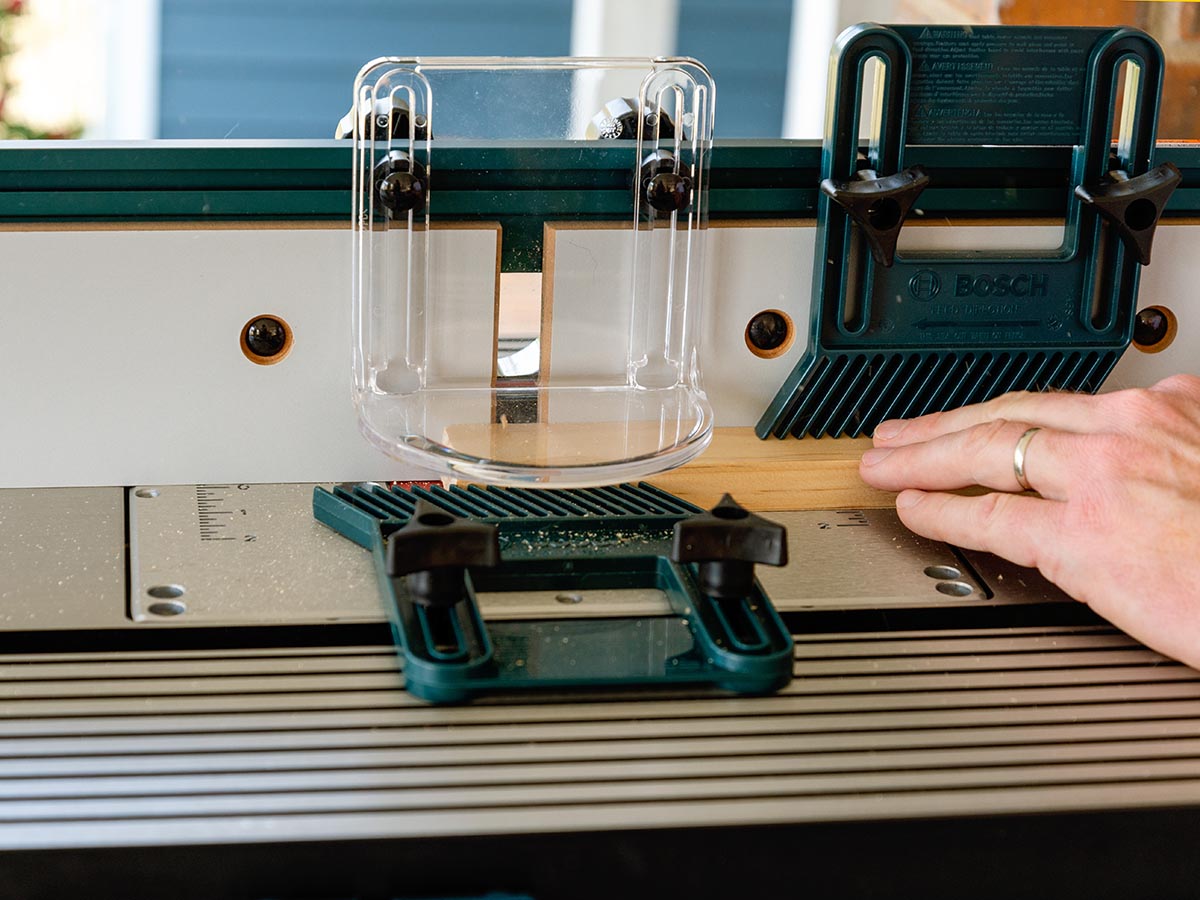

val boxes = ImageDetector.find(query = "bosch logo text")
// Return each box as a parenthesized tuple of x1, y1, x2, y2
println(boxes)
(954, 273, 1048, 298)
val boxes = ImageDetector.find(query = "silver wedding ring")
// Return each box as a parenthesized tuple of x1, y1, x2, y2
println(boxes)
(1013, 427, 1041, 492)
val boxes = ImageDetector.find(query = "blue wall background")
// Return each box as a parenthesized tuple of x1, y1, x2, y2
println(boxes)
(157, 0, 793, 139)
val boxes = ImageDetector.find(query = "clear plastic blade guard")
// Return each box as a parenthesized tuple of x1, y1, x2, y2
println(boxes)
(352, 57, 714, 486)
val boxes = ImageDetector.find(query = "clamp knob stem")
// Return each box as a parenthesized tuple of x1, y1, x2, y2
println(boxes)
(386, 500, 500, 607)
(671, 494, 788, 599)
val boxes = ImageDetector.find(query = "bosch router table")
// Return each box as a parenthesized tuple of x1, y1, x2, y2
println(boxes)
(2, 25, 1200, 899)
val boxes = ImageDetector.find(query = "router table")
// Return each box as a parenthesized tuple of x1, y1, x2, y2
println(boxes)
(1, 135, 1199, 898)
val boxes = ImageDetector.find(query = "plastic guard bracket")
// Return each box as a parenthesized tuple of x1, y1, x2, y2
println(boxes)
(757, 24, 1181, 440)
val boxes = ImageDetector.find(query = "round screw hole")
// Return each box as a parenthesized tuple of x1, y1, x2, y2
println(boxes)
(147, 599, 187, 617)
(147, 584, 185, 600)
(1124, 197, 1158, 232)
(417, 512, 455, 528)
(745, 309, 795, 359)
(134, 488, 160, 499)
(1133, 304, 1177, 354)
(924, 564, 962, 580)
(935, 581, 974, 597)
(240, 315, 293, 366)
(556, 593, 584, 605)
(867, 197, 902, 232)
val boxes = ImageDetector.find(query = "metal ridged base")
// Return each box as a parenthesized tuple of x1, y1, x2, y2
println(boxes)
(757, 348, 1122, 439)
(2, 622, 1196, 851)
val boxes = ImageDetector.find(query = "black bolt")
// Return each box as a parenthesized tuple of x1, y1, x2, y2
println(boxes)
(244, 317, 288, 358)
(645, 171, 692, 212)
(747, 311, 790, 352)
(1134, 306, 1171, 347)
(377, 169, 426, 214)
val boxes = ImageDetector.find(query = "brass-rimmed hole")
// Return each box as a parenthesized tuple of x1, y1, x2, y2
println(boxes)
(1132, 305, 1177, 354)
(745, 309, 795, 360)
(240, 315, 294, 365)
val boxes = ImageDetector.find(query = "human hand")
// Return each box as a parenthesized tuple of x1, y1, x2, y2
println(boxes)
(857, 374, 1200, 668)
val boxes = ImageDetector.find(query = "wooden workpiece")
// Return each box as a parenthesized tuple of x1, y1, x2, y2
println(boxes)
(650, 427, 895, 512)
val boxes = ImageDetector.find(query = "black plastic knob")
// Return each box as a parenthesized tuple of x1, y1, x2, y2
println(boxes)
(640, 150, 693, 214)
(646, 171, 692, 212)
(377, 166, 427, 215)
(386, 500, 500, 607)
(1075, 162, 1181, 266)
(820, 166, 930, 267)
(672, 494, 788, 600)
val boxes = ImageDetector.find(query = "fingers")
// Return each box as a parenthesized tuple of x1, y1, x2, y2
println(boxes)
(894, 489, 1064, 571)
(873, 390, 1112, 448)
(860, 419, 1076, 499)
(874, 376, 1200, 450)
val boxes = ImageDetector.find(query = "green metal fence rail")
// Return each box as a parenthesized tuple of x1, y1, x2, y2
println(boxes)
(1, 139, 1198, 271)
